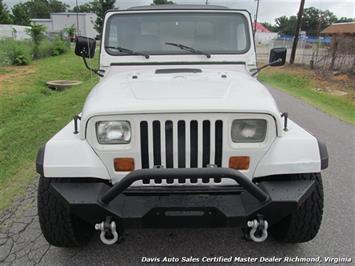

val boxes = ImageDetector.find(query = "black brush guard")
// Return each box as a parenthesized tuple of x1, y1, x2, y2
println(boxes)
(50, 168, 315, 228)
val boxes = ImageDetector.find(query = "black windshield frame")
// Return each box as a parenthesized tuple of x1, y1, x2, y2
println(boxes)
(104, 12, 251, 57)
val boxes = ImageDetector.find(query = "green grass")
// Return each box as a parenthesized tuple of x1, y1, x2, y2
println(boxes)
(0, 69, 13, 74)
(0, 51, 98, 212)
(259, 72, 355, 125)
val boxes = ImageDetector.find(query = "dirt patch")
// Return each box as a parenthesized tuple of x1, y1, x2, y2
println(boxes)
(0, 65, 37, 93)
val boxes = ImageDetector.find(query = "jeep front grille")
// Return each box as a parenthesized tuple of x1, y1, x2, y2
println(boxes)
(140, 120, 223, 170)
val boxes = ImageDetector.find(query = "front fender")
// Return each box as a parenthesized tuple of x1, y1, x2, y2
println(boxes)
(36, 120, 110, 180)
(254, 119, 328, 177)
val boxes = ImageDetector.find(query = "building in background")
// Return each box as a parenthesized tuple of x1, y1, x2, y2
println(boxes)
(322, 22, 355, 71)
(31, 13, 98, 39)
(253, 22, 278, 45)
(0, 25, 31, 40)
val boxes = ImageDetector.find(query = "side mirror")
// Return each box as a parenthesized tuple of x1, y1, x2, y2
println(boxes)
(75, 36, 96, 58)
(269, 47, 287, 66)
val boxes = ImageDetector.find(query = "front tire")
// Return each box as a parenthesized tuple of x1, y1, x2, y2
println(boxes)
(37, 177, 94, 247)
(270, 173, 324, 243)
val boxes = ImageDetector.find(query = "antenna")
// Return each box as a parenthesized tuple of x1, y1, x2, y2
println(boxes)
(75, 0, 79, 36)
(254, 0, 260, 37)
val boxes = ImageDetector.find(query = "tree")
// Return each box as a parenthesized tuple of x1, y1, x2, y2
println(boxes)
(301, 7, 337, 36)
(64, 24, 76, 41)
(267, 7, 354, 37)
(48, 0, 68, 13)
(27, 23, 46, 44)
(11, 3, 31, 25)
(71, 3, 92, 12)
(90, 0, 115, 34)
(261, 22, 277, 32)
(274, 16, 297, 35)
(0, 0, 12, 24)
(15, 0, 68, 20)
(26, 0, 50, 18)
(26, 23, 46, 58)
(152, 0, 174, 4)
(336, 17, 354, 23)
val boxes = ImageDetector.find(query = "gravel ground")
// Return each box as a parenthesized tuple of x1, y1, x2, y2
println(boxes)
(0, 86, 354, 266)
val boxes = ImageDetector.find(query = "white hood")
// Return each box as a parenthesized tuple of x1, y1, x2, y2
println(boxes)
(82, 67, 280, 119)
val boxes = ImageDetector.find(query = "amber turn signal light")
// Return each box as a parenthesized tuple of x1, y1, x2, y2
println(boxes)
(229, 156, 250, 170)
(114, 158, 134, 171)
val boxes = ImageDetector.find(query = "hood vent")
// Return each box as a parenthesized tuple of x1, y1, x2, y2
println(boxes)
(155, 68, 202, 74)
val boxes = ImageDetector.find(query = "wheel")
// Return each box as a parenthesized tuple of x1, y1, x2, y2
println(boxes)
(37, 176, 94, 247)
(270, 173, 324, 243)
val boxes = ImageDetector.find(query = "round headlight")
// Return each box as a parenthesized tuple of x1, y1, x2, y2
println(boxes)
(231, 119, 267, 143)
(96, 121, 131, 144)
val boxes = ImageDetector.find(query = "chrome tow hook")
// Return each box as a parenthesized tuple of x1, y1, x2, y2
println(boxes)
(247, 215, 268, 243)
(95, 216, 119, 245)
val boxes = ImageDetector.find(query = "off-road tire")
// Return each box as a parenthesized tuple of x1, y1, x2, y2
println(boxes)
(37, 176, 94, 247)
(270, 173, 324, 243)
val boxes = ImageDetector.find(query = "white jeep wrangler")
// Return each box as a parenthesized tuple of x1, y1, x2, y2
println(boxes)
(36, 5, 328, 247)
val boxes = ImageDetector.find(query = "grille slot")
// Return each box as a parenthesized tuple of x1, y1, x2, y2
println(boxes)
(190, 120, 198, 168)
(165, 121, 174, 168)
(140, 121, 149, 169)
(139, 119, 223, 170)
(215, 120, 223, 167)
(152, 121, 161, 166)
(177, 121, 186, 168)
(202, 120, 210, 167)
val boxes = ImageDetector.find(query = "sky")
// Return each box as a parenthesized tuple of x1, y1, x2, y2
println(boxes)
(4, 0, 355, 23)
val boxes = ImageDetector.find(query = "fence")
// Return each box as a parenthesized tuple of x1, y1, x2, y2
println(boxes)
(256, 35, 355, 73)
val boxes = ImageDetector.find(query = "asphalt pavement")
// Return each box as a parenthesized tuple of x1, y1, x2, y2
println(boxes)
(0, 86, 354, 266)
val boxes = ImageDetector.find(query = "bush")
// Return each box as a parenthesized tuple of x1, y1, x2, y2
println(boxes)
(0, 37, 69, 66)
(51, 38, 70, 56)
(0, 40, 12, 66)
(12, 49, 32, 65)
(12, 42, 32, 65)
(36, 38, 70, 58)
(0, 39, 33, 66)
(37, 39, 53, 58)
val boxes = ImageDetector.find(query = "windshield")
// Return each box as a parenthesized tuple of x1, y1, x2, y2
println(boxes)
(105, 12, 250, 56)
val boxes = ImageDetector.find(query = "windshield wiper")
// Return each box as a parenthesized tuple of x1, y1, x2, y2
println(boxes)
(105, 46, 150, 59)
(165, 42, 211, 58)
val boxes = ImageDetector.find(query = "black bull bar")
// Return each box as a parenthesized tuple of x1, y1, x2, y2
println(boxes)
(50, 168, 315, 228)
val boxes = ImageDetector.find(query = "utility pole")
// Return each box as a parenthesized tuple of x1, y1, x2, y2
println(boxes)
(254, 0, 260, 37)
(290, 0, 305, 64)
(205, 0, 208, 5)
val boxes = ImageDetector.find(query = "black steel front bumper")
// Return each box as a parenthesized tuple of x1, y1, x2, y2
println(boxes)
(50, 168, 315, 228)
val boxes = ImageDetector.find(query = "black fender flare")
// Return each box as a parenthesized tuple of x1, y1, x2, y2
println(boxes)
(317, 140, 328, 170)
(36, 144, 46, 176)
